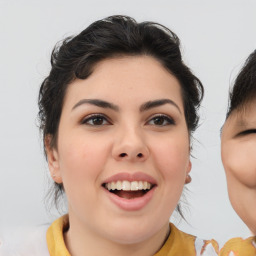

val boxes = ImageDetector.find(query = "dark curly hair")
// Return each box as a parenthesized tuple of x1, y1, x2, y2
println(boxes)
(226, 50, 256, 118)
(38, 15, 204, 214)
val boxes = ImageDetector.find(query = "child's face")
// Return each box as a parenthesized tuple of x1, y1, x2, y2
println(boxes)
(47, 56, 191, 244)
(221, 101, 256, 234)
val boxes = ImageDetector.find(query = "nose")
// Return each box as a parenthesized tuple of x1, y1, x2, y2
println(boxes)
(112, 126, 149, 162)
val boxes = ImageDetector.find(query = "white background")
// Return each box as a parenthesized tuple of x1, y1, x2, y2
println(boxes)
(0, 0, 255, 246)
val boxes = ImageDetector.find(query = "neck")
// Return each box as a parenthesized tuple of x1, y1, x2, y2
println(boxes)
(64, 214, 170, 256)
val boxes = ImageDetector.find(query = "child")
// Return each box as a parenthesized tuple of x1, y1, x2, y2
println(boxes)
(35, 15, 218, 255)
(220, 50, 256, 255)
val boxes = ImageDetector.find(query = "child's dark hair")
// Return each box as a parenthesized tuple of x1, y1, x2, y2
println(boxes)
(226, 50, 256, 118)
(38, 15, 204, 214)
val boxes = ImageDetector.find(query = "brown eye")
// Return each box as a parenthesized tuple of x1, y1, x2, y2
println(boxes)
(147, 115, 175, 126)
(82, 114, 110, 126)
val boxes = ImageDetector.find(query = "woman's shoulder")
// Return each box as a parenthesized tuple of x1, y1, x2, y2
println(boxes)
(219, 236, 256, 256)
(0, 224, 50, 256)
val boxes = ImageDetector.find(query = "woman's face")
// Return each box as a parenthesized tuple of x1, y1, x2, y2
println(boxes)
(47, 56, 191, 243)
(221, 101, 256, 234)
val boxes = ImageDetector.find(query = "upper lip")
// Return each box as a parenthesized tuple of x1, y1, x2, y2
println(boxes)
(102, 172, 157, 185)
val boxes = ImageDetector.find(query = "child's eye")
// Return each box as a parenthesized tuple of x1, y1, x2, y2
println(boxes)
(81, 114, 111, 126)
(147, 115, 175, 126)
(238, 129, 256, 136)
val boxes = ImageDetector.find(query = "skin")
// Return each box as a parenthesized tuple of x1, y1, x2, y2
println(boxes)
(46, 56, 191, 256)
(221, 101, 256, 235)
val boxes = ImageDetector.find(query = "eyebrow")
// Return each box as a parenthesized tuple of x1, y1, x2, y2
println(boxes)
(236, 119, 248, 127)
(140, 99, 181, 113)
(72, 98, 181, 113)
(72, 99, 119, 111)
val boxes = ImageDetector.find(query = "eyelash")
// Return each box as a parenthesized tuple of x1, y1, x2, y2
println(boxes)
(81, 114, 175, 127)
(238, 129, 256, 136)
(147, 114, 175, 126)
(81, 114, 111, 126)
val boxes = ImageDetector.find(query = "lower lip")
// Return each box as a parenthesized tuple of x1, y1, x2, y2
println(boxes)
(104, 186, 157, 211)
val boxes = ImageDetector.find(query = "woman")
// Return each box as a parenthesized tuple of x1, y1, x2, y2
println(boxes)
(38, 15, 218, 255)
(220, 50, 256, 255)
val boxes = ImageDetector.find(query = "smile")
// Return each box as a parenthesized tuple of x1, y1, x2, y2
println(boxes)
(103, 181, 154, 199)
(102, 173, 157, 210)
(105, 180, 152, 191)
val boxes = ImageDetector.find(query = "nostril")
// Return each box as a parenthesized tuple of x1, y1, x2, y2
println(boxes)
(137, 153, 143, 158)
(118, 152, 145, 159)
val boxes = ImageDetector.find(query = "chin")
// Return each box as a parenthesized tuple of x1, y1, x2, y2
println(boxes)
(103, 222, 159, 245)
(111, 234, 149, 245)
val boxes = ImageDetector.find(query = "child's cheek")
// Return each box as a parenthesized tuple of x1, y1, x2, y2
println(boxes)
(224, 141, 256, 188)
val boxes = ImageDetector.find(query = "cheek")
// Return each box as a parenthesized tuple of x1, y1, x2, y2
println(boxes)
(57, 135, 110, 188)
(152, 137, 190, 180)
(222, 143, 256, 188)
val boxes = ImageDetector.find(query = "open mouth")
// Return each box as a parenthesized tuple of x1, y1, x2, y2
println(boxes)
(102, 181, 155, 199)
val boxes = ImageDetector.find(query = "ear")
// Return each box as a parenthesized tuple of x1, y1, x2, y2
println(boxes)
(186, 160, 192, 175)
(185, 160, 192, 184)
(45, 135, 63, 184)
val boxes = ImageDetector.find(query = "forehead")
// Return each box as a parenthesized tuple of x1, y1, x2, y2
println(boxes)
(64, 55, 184, 110)
(222, 100, 256, 135)
(233, 99, 256, 122)
(90, 55, 177, 87)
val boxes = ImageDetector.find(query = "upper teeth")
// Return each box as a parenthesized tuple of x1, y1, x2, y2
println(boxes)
(105, 181, 152, 191)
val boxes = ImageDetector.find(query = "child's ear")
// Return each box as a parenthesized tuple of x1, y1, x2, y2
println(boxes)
(45, 135, 63, 184)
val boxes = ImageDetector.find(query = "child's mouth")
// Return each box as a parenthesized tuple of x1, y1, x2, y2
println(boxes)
(103, 181, 154, 199)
